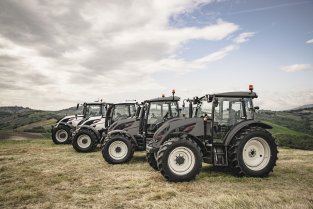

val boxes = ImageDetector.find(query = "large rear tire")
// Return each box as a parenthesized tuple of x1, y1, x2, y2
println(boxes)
(146, 152, 159, 171)
(157, 137, 202, 182)
(228, 126, 278, 177)
(102, 134, 135, 164)
(52, 125, 71, 144)
(72, 129, 98, 153)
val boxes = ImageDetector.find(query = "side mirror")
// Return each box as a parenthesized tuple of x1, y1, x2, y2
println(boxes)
(206, 95, 213, 102)
(254, 106, 260, 110)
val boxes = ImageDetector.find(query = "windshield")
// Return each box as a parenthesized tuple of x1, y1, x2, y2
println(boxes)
(112, 104, 136, 121)
(86, 105, 102, 117)
(214, 98, 246, 126)
(148, 101, 179, 125)
(194, 101, 212, 118)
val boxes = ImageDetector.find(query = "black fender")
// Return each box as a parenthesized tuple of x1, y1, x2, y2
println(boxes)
(56, 122, 75, 130)
(163, 132, 209, 154)
(79, 125, 101, 140)
(224, 120, 272, 146)
(106, 130, 138, 146)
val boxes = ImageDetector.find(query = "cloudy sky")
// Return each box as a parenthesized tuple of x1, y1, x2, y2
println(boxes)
(0, 0, 312, 110)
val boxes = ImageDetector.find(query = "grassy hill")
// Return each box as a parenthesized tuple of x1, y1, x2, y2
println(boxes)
(0, 106, 82, 135)
(0, 139, 312, 209)
(257, 107, 313, 150)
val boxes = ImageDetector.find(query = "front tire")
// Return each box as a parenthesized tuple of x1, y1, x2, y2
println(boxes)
(101, 134, 135, 164)
(146, 152, 159, 171)
(157, 137, 202, 182)
(52, 125, 71, 144)
(72, 129, 98, 153)
(228, 126, 278, 177)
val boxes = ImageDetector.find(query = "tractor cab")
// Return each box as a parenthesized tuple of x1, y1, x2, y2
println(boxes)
(82, 102, 108, 118)
(110, 103, 137, 122)
(143, 95, 180, 139)
(190, 91, 258, 144)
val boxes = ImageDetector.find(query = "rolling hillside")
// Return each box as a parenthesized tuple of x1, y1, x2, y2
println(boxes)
(0, 106, 82, 139)
(0, 106, 81, 131)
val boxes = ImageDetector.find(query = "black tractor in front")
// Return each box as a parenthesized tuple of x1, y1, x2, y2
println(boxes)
(147, 86, 278, 182)
(101, 92, 180, 168)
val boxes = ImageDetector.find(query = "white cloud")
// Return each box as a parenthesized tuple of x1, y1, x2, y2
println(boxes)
(0, 0, 255, 110)
(281, 64, 312, 72)
(255, 90, 313, 111)
(233, 32, 255, 44)
(306, 38, 313, 44)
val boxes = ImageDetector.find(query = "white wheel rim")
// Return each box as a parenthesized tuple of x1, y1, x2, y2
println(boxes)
(168, 147, 195, 175)
(56, 129, 68, 142)
(108, 141, 128, 160)
(77, 134, 92, 149)
(243, 137, 271, 171)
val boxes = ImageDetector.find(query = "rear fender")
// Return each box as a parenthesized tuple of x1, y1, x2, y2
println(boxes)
(224, 120, 272, 146)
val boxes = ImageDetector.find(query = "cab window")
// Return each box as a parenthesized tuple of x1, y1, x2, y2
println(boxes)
(214, 98, 244, 126)
(148, 102, 179, 125)
(112, 105, 131, 120)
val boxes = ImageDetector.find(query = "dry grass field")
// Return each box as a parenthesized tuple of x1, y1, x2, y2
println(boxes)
(0, 138, 312, 209)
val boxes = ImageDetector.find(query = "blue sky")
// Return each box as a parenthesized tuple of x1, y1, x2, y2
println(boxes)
(157, 0, 313, 109)
(0, 0, 312, 110)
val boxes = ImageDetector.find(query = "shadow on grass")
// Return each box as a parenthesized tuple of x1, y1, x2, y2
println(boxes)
(131, 154, 147, 163)
(199, 165, 234, 179)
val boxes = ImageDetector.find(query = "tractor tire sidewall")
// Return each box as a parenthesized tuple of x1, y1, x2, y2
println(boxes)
(102, 135, 134, 164)
(52, 125, 71, 144)
(146, 152, 159, 171)
(234, 128, 277, 177)
(72, 129, 98, 153)
(157, 138, 202, 182)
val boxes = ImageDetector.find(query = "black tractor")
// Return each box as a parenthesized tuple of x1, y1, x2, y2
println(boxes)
(101, 92, 180, 168)
(71, 102, 138, 152)
(51, 102, 106, 144)
(146, 86, 278, 182)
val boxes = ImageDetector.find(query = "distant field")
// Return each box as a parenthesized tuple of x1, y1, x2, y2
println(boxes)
(16, 119, 56, 132)
(264, 121, 308, 136)
(0, 138, 312, 209)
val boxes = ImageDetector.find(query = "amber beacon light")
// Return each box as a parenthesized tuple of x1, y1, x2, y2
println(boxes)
(249, 85, 254, 92)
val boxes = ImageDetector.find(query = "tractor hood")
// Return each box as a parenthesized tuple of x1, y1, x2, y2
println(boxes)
(153, 117, 185, 139)
(80, 116, 103, 125)
(108, 117, 137, 132)
(57, 115, 84, 124)
(153, 117, 204, 143)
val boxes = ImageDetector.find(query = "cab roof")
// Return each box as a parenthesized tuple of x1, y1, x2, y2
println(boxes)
(213, 91, 258, 98)
(146, 96, 180, 102)
(114, 102, 137, 106)
(85, 102, 107, 105)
